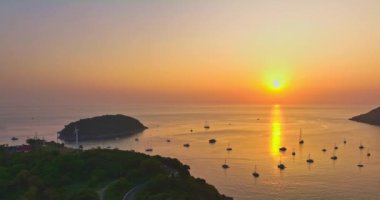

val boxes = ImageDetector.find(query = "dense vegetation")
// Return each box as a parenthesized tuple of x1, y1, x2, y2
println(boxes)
(58, 115, 147, 141)
(0, 139, 229, 200)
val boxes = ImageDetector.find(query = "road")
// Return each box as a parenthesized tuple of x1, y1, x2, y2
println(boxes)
(122, 184, 145, 200)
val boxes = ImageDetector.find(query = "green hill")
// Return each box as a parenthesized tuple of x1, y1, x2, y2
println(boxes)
(0, 139, 231, 200)
(58, 115, 147, 141)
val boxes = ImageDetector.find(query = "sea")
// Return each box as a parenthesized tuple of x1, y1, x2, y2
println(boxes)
(1, 104, 380, 200)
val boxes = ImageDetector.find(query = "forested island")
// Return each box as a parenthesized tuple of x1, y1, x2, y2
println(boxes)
(0, 139, 232, 200)
(350, 107, 380, 126)
(58, 115, 147, 142)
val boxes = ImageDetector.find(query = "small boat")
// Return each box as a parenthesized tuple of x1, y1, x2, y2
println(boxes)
(343, 138, 347, 144)
(183, 143, 190, 148)
(357, 161, 364, 168)
(135, 138, 139, 142)
(278, 162, 286, 170)
(166, 139, 171, 143)
(306, 153, 314, 164)
(331, 151, 338, 160)
(204, 121, 210, 129)
(359, 141, 364, 149)
(190, 129, 194, 132)
(322, 146, 327, 152)
(145, 142, 153, 152)
(367, 148, 371, 157)
(334, 143, 338, 150)
(299, 128, 304, 144)
(279, 147, 287, 152)
(11, 137, 18, 141)
(209, 139, 217, 144)
(222, 159, 229, 169)
(226, 143, 232, 151)
(252, 165, 259, 178)
(291, 148, 296, 156)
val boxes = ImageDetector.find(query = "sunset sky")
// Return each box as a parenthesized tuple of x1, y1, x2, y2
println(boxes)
(1, 1, 380, 105)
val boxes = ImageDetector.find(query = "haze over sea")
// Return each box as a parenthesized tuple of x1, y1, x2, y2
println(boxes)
(1, 104, 379, 200)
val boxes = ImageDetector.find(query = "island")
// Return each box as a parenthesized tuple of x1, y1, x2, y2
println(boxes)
(350, 107, 380, 126)
(58, 115, 147, 141)
(0, 139, 233, 200)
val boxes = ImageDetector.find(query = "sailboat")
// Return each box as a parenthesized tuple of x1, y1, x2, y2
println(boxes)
(277, 157, 286, 170)
(279, 147, 287, 152)
(330, 150, 338, 160)
(145, 141, 153, 152)
(306, 153, 314, 163)
(252, 164, 259, 178)
(209, 139, 217, 144)
(299, 128, 304, 144)
(359, 141, 364, 149)
(222, 158, 230, 169)
(291, 148, 296, 156)
(204, 121, 210, 129)
(226, 143, 232, 151)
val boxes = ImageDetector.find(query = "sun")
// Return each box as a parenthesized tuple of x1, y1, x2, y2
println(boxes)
(270, 80, 284, 91)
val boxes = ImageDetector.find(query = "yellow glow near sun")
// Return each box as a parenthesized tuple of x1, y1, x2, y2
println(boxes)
(262, 69, 289, 92)
(271, 80, 283, 90)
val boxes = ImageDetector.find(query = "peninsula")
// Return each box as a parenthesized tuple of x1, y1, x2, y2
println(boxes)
(350, 107, 380, 126)
(58, 115, 147, 141)
(0, 139, 232, 200)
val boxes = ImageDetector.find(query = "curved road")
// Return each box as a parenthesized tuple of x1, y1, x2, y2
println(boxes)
(122, 184, 145, 200)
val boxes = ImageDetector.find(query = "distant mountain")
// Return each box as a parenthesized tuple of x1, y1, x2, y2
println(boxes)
(58, 114, 147, 141)
(350, 107, 380, 126)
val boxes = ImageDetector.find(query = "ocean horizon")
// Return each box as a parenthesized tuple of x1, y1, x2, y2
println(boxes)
(1, 104, 379, 199)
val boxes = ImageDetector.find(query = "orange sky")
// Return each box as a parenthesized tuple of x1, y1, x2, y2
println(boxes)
(1, 1, 379, 105)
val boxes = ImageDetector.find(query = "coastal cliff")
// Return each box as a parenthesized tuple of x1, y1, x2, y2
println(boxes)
(350, 107, 380, 126)
(58, 114, 147, 141)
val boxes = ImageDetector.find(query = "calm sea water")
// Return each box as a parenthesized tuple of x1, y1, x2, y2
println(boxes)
(1, 104, 380, 200)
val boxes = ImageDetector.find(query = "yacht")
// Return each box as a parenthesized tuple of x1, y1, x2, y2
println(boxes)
(209, 139, 217, 144)
(252, 165, 259, 178)
(279, 147, 287, 152)
(299, 128, 304, 144)
(278, 158, 286, 170)
(204, 121, 210, 129)
(222, 159, 230, 169)
(226, 143, 232, 151)
(359, 141, 364, 150)
(306, 154, 314, 163)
